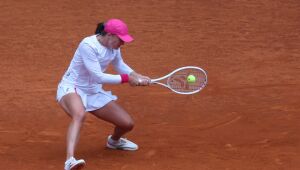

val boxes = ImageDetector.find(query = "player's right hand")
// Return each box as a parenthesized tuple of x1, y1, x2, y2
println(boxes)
(129, 72, 150, 86)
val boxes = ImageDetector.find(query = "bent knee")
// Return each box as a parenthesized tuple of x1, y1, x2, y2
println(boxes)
(72, 112, 86, 123)
(120, 120, 134, 131)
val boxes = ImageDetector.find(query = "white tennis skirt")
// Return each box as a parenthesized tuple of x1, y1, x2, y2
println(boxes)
(56, 81, 117, 112)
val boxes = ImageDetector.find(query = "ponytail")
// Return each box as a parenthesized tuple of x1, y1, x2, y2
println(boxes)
(95, 22, 106, 35)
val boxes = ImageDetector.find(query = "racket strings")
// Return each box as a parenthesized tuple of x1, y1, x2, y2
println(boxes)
(167, 68, 207, 93)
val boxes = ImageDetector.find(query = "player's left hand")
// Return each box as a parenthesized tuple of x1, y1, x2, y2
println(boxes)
(129, 72, 151, 86)
(137, 75, 151, 86)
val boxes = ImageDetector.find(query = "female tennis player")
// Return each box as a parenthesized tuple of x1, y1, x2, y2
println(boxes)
(56, 18, 150, 170)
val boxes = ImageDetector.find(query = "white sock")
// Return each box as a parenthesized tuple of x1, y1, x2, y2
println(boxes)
(109, 136, 120, 144)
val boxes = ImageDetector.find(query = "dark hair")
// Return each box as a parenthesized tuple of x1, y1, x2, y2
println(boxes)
(95, 22, 107, 35)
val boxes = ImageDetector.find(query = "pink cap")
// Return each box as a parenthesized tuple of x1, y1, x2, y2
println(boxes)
(104, 19, 134, 43)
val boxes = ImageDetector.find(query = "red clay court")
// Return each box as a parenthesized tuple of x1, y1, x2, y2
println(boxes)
(0, 0, 299, 169)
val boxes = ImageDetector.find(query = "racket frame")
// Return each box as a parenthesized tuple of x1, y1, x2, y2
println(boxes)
(150, 66, 208, 95)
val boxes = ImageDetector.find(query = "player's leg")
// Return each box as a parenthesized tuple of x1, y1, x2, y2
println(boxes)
(90, 101, 134, 139)
(90, 101, 138, 150)
(59, 93, 86, 160)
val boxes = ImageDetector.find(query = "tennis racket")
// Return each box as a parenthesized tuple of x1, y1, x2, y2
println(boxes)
(151, 66, 207, 95)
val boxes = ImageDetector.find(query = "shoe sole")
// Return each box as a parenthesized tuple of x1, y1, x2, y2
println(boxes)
(70, 162, 85, 170)
(106, 143, 138, 151)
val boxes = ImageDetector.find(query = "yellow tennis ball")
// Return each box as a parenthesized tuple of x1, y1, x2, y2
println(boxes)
(187, 75, 196, 83)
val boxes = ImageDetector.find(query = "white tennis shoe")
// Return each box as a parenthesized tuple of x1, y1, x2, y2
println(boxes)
(64, 156, 85, 170)
(106, 135, 138, 151)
